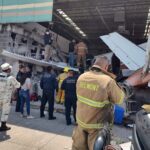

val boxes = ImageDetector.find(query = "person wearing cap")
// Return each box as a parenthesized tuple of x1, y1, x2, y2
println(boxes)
(0, 63, 20, 131)
(72, 57, 125, 150)
(61, 69, 78, 125)
(40, 66, 58, 120)
(56, 67, 69, 104)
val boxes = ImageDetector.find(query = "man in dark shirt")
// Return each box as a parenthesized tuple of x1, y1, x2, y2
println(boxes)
(40, 66, 58, 120)
(15, 65, 26, 112)
(61, 70, 77, 125)
(68, 40, 76, 67)
(44, 29, 53, 62)
(44, 30, 52, 45)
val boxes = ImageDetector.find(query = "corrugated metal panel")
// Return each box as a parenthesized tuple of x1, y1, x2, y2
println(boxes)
(0, 0, 53, 23)
(139, 42, 147, 50)
(100, 32, 145, 70)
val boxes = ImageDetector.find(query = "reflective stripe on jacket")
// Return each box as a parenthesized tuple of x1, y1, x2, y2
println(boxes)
(57, 73, 68, 88)
(77, 94, 110, 108)
(76, 70, 125, 129)
(77, 117, 105, 129)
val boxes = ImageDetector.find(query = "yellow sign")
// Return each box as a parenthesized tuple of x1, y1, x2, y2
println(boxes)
(79, 82, 99, 91)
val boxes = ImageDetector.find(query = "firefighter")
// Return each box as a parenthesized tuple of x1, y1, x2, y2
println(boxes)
(61, 70, 77, 125)
(75, 40, 88, 69)
(72, 57, 125, 150)
(56, 67, 69, 104)
(0, 63, 20, 131)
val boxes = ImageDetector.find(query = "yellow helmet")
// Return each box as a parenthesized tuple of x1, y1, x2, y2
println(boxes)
(63, 67, 69, 72)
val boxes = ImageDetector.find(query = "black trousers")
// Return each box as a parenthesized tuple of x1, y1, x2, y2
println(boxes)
(40, 92, 55, 118)
(15, 88, 21, 112)
(65, 97, 77, 124)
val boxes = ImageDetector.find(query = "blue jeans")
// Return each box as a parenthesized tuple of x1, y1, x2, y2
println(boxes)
(19, 89, 30, 115)
(69, 52, 74, 67)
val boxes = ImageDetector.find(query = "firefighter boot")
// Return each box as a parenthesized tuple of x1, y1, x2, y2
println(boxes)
(0, 122, 11, 131)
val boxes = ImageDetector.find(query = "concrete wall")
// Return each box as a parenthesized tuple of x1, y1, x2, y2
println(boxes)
(20, 23, 70, 53)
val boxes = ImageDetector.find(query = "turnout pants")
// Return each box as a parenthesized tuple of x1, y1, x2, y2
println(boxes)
(40, 92, 55, 118)
(77, 54, 86, 69)
(0, 99, 11, 122)
(72, 126, 100, 150)
(56, 89, 65, 104)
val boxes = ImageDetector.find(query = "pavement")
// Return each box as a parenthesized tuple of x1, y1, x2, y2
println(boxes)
(0, 102, 132, 150)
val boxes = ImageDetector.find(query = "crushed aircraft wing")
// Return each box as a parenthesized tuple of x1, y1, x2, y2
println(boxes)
(100, 32, 145, 70)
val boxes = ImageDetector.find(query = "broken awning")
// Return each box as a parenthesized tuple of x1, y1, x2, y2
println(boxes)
(1, 50, 79, 72)
(0, 0, 53, 23)
(100, 32, 146, 70)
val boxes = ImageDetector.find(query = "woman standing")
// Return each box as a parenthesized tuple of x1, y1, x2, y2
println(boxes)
(19, 68, 33, 119)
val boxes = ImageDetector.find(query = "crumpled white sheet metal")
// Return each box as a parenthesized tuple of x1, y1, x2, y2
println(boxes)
(100, 32, 145, 70)
(1, 50, 78, 72)
(143, 34, 150, 74)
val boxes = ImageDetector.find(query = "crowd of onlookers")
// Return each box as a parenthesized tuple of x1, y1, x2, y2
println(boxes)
(14, 64, 80, 125)
(9, 46, 123, 126)
(10, 29, 92, 125)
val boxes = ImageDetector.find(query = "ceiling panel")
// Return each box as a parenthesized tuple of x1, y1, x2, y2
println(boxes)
(52, 0, 150, 55)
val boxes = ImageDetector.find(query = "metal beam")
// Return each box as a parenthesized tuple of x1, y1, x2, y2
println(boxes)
(53, 12, 82, 39)
(54, 0, 150, 11)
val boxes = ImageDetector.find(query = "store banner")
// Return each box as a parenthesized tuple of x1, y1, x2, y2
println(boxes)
(0, 0, 53, 23)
